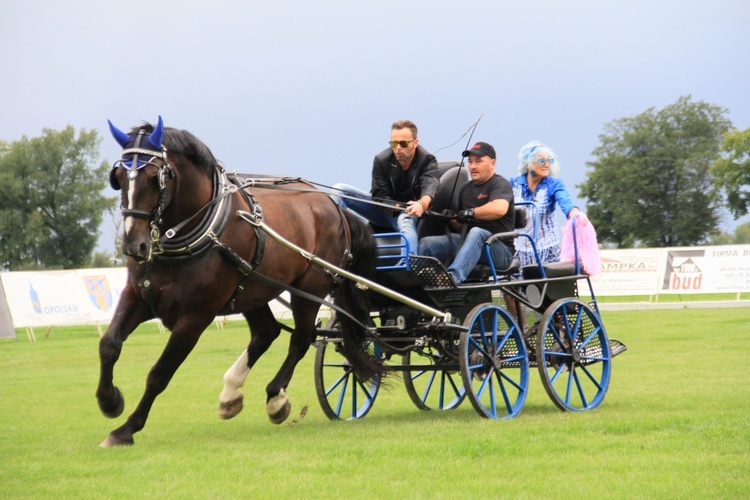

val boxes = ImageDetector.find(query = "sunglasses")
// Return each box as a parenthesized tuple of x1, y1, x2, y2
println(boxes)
(389, 140, 415, 149)
(535, 157, 556, 165)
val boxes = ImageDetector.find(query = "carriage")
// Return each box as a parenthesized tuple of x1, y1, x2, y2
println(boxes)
(98, 118, 625, 447)
(312, 161, 627, 420)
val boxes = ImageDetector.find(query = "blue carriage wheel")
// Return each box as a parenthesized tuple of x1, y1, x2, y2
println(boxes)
(403, 347, 465, 411)
(536, 298, 612, 412)
(314, 317, 381, 420)
(459, 303, 529, 419)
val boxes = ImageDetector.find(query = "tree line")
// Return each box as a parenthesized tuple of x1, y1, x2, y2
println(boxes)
(1, 95, 749, 270)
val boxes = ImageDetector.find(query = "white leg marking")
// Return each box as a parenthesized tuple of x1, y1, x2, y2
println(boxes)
(265, 388, 288, 415)
(219, 349, 249, 404)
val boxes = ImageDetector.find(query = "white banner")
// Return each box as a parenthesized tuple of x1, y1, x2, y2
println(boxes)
(658, 245, 750, 294)
(589, 245, 750, 296)
(1, 244, 748, 329)
(0, 268, 128, 328)
(0, 268, 297, 329)
(590, 249, 664, 296)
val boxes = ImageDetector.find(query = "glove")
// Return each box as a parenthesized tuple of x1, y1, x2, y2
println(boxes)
(456, 208, 474, 223)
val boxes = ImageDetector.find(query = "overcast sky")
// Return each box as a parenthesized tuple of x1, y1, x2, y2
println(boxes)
(2, 0, 748, 254)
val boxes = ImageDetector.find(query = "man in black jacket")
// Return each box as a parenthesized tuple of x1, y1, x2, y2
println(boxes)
(332, 120, 439, 255)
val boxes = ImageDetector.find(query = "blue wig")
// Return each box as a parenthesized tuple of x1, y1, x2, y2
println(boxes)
(517, 141, 560, 176)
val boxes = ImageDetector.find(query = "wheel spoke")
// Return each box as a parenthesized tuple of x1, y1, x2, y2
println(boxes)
(324, 367, 351, 397)
(572, 369, 590, 408)
(335, 375, 349, 415)
(580, 324, 602, 349)
(420, 371, 437, 402)
(355, 378, 377, 401)
(497, 368, 526, 392)
(468, 335, 490, 358)
(577, 363, 605, 390)
(495, 371, 514, 415)
(487, 375, 497, 417)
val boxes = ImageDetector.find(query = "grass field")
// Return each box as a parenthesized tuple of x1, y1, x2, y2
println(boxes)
(1, 308, 748, 498)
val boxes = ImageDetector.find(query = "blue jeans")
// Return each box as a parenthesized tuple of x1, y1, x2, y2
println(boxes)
(331, 183, 418, 255)
(418, 227, 514, 284)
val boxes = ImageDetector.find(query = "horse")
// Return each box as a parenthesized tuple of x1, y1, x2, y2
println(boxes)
(97, 117, 381, 447)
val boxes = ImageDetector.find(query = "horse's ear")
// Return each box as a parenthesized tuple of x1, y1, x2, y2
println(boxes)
(149, 116, 164, 150)
(108, 120, 131, 148)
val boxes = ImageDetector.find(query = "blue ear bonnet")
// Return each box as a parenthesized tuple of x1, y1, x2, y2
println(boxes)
(108, 116, 165, 170)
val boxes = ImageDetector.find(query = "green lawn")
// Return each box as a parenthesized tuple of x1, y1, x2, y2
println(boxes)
(1, 308, 748, 498)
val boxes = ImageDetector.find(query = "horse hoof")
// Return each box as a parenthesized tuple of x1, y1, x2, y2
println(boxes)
(268, 401, 291, 425)
(218, 396, 244, 420)
(99, 432, 134, 448)
(98, 387, 125, 419)
(266, 389, 291, 425)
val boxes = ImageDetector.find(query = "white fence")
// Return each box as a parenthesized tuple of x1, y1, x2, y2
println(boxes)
(1, 244, 748, 339)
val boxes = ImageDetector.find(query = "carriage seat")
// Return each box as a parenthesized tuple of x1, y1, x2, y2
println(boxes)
(521, 261, 579, 308)
(417, 165, 467, 240)
(521, 261, 579, 280)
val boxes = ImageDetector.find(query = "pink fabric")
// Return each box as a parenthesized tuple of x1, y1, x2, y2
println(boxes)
(560, 213, 601, 276)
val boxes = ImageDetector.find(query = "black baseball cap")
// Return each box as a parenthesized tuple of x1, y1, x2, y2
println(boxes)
(462, 141, 496, 160)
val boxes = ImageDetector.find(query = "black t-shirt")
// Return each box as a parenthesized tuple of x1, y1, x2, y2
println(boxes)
(391, 164, 420, 203)
(459, 174, 515, 241)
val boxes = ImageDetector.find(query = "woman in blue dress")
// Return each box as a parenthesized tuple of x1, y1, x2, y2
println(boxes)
(510, 141, 584, 268)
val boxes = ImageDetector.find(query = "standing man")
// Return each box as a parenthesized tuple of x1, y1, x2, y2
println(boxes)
(332, 120, 440, 254)
(418, 142, 515, 284)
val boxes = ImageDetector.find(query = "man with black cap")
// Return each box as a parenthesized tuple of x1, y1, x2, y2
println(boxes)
(418, 141, 515, 284)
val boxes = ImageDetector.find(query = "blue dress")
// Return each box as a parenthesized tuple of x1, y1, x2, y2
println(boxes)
(510, 174, 577, 268)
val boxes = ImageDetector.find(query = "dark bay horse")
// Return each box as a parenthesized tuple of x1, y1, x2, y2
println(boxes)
(97, 117, 380, 447)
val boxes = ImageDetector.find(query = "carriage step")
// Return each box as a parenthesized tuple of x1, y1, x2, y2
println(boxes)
(498, 337, 627, 368)
(610, 338, 627, 357)
(409, 256, 456, 288)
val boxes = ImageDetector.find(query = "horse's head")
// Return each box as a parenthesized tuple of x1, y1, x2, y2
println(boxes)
(108, 116, 175, 262)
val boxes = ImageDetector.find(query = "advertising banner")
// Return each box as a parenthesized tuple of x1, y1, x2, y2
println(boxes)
(0, 268, 297, 329)
(590, 249, 664, 296)
(0, 268, 128, 328)
(1, 244, 747, 330)
(659, 245, 750, 294)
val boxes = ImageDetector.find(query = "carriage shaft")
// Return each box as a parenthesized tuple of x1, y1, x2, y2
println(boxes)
(250, 215, 450, 322)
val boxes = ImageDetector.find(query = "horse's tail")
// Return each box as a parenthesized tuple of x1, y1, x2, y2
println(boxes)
(331, 210, 385, 383)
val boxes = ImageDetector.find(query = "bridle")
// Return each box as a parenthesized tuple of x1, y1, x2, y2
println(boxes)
(111, 130, 175, 257)
(111, 130, 174, 219)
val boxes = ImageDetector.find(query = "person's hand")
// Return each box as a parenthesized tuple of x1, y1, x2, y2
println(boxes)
(570, 209, 588, 226)
(456, 208, 474, 223)
(405, 200, 426, 217)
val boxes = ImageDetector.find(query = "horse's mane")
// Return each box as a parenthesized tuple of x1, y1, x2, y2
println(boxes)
(130, 123, 218, 175)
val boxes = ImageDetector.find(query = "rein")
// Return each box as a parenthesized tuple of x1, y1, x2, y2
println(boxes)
(228, 173, 454, 219)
